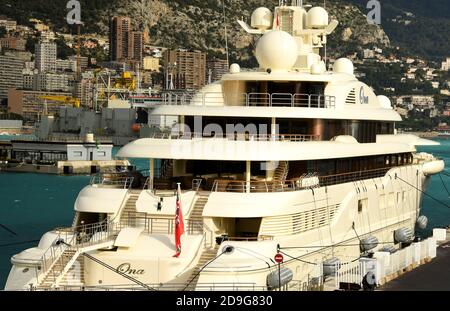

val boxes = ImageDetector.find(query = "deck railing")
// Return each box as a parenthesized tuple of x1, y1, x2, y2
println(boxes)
(26, 220, 120, 285)
(144, 91, 336, 108)
(211, 167, 392, 193)
(90, 175, 135, 189)
(150, 132, 320, 142)
(33, 282, 268, 291)
(118, 216, 204, 235)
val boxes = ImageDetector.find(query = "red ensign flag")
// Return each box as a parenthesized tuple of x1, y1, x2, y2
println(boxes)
(173, 183, 185, 258)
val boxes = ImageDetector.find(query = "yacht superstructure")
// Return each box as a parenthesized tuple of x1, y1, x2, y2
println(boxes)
(5, 1, 445, 291)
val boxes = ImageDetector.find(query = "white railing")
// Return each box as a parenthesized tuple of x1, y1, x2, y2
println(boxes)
(149, 132, 320, 142)
(144, 92, 336, 108)
(333, 261, 367, 289)
(379, 238, 437, 279)
(330, 237, 438, 290)
(34, 282, 267, 291)
(90, 175, 134, 189)
(27, 220, 120, 286)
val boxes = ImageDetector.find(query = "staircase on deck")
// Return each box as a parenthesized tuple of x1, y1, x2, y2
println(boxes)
(119, 190, 147, 228)
(184, 245, 219, 291)
(188, 192, 210, 225)
(36, 238, 115, 289)
(38, 181, 213, 290)
(274, 161, 289, 180)
(272, 161, 289, 191)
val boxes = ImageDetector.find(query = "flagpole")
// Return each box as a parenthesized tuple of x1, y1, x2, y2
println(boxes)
(173, 182, 184, 258)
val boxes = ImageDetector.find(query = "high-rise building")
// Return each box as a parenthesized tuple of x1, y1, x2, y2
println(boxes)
(163, 50, 206, 90)
(74, 79, 94, 108)
(7, 89, 71, 124)
(0, 55, 23, 99)
(56, 59, 77, 72)
(68, 55, 89, 70)
(22, 68, 35, 90)
(109, 17, 143, 65)
(109, 16, 132, 62)
(130, 31, 144, 64)
(35, 41, 57, 73)
(207, 58, 229, 83)
(33, 73, 71, 92)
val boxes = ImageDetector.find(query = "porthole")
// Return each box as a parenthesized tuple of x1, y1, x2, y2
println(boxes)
(22, 268, 29, 273)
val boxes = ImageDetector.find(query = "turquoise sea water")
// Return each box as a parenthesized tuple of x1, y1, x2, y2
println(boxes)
(0, 138, 448, 288)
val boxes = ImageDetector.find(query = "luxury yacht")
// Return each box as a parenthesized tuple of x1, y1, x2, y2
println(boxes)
(6, 1, 444, 291)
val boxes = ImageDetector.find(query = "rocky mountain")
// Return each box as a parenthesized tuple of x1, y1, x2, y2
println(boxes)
(348, 0, 450, 61)
(1, 0, 391, 65)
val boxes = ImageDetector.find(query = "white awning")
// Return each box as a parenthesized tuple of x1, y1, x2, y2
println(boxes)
(117, 139, 415, 161)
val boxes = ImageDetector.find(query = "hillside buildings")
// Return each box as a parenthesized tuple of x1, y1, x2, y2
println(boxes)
(0, 55, 23, 99)
(109, 16, 143, 66)
(442, 57, 450, 71)
(207, 58, 228, 83)
(35, 41, 57, 73)
(163, 49, 206, 90)
(7, 89, 72, 123)
(0, 16, 17, 32)
(0, 37, 26, 51)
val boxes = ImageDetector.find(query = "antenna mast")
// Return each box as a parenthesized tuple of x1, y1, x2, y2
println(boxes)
(222, 0, 229, 67)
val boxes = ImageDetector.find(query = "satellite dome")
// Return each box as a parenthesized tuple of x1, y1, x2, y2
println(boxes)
(229, 63, 241, 74)
(255, 30, 298, 72)
(333, 58, 354, 75)
(377, 95, 392, 109)
(306, 7, 329, 29)
(251, 7, 273, 31)
(310, 61, 326, 75)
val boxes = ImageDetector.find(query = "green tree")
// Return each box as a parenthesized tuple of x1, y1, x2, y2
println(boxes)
(55, 36, 75, 59)
(0, 26, 7, 38)
(25, 37, 37, 53)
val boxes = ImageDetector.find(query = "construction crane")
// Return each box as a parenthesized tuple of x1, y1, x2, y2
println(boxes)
(38, 95, 81, 109)
(74, 21, 84, 80)
(113, 71, 137, 91)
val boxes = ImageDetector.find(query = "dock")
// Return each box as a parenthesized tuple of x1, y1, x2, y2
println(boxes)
(380, 229, 450, 291)
(0, 134, 131, 175)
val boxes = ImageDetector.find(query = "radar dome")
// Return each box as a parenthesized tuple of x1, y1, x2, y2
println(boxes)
(310, 61, 326, 75)
(378, 95, 392, 109)
(229, 63, 241, 74)
(255, 30, 298, 72)
(251, 7, 273, 31)
(333, 58, 354, 75)
(306, 7, 329, 29)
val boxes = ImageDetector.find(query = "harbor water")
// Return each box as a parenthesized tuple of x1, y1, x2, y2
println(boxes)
(0, 138, 449, 288)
